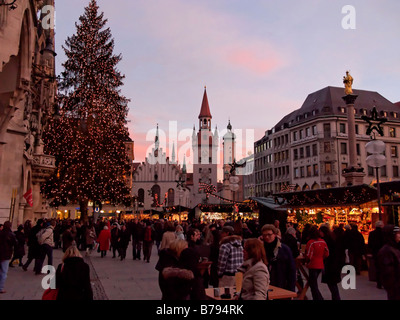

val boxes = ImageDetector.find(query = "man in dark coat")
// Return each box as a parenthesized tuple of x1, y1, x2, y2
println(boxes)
(0, 221, 17, 293)
(22, 219, 44, 274)
(130, 219, 144, 260)
(117, 224, 130, 260)
(9, 225, 25, 267)
(345, 223, 366, 275)
(368, 221, 385, 288)
(377, 225, 400, 300)
(262, 224, 296, 292)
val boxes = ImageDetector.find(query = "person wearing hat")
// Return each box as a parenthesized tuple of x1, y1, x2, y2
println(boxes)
(217, 225, 243, 287)
(0, 221, 17, 293)
(377, 225, 400, 300)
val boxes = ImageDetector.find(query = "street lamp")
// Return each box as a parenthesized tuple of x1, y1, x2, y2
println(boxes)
(362, 106, 388, 222)
(366, 139, 386, 221)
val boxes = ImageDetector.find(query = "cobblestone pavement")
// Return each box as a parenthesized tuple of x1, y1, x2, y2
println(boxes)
(0, 243, 388, 300)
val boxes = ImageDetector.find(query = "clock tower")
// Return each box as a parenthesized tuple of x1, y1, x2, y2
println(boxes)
(192, 87, 219, 205)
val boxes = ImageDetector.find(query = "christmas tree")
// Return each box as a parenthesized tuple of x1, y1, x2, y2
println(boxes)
(42, 0, 132, 220)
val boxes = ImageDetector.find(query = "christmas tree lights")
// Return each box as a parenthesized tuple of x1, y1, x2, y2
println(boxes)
(42, 0, 132, 220)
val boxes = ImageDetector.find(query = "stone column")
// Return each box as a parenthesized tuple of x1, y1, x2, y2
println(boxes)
(342, 94, 366, 185)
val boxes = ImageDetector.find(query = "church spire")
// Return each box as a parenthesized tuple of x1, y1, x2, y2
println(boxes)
(198, 87, 212, 131)
(154, 123, 159, 156)
(199, 86, 212, 119)
(171, 142, 176, 164)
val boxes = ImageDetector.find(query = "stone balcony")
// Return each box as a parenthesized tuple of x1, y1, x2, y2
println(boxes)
(31, 153, 56, 184)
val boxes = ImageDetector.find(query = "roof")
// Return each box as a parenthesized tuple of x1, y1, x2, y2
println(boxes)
(273, 184, 378, 208)
(273, 86, 400, 133)
(198, 88, 212, 119)
(250, 197, 287, 211)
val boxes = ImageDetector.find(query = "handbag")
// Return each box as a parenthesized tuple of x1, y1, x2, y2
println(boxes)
(42, 288, 59, 300)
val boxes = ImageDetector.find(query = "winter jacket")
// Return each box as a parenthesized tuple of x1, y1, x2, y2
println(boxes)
(37, 226, 55, 247)
(321, 235, 342, 284)
(161, 267, 194, 300)
(85, 227, 96, 246)
(56, 257, 93, 300)
(13, 230, 26, 257)
(217, 235, 243, 277)
(97, 229, 111, 251)
(239, 259, 270, 300)
(377, 244, 400, 300)
(0, 227, 17, 261)
(306, 238, 329, 269)
(264, 239, 296, 291)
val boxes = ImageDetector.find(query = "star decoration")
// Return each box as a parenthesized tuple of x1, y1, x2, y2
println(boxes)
(176, 176, 185, 189)
(361, 107, 387, 137)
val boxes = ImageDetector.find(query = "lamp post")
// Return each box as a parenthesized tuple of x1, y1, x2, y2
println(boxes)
(366, 139, 386, 221)
(362, 106, 388, 222)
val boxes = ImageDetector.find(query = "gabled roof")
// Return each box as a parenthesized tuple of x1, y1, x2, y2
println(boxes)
(198, 87, 212, 119)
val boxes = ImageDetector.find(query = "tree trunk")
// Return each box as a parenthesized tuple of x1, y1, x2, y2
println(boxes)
(79, 200, 89, 222)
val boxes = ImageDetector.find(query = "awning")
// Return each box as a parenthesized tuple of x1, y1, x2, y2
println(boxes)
(249, 197, 287, 212)
(273, 184, 378, 208)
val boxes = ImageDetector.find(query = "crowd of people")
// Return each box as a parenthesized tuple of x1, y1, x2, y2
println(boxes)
(0, 216, 400, 300)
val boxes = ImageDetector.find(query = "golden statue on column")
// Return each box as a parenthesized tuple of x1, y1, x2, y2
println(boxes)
(343, 71, 354, 95)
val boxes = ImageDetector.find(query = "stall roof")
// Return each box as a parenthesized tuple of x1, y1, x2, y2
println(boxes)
(374, 180, 400, 194)
(273, 184, 378, 208)
(249, 197, 287, 212)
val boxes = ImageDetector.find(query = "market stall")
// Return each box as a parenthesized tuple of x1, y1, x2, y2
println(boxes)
(274, 184, 379, 238)
(195, 202, 258, 222)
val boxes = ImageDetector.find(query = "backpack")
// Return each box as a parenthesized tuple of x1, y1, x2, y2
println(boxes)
(144, 226, 152, 242)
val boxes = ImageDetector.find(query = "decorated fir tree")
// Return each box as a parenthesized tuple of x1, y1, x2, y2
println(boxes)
(43, 0, 132, 220)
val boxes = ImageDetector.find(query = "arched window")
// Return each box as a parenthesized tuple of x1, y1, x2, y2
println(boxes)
(151, 185, 161, 207)
(138, 188, 145, 205)
(312, 182, 320, 190)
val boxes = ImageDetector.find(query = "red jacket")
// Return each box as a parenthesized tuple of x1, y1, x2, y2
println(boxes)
(306, 238, 329, 269)
(97, 229, 111, 251)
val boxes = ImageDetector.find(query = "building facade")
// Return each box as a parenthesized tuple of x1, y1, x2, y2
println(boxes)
(132, 125, 191, 213)
(254, 86, 400, 196)
(0, 0, 57, 226)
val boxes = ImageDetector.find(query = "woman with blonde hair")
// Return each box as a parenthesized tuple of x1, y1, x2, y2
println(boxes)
(156, 239, 188, 299)
(55, 245, 93, 300)
(238, 238, 270, 300)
